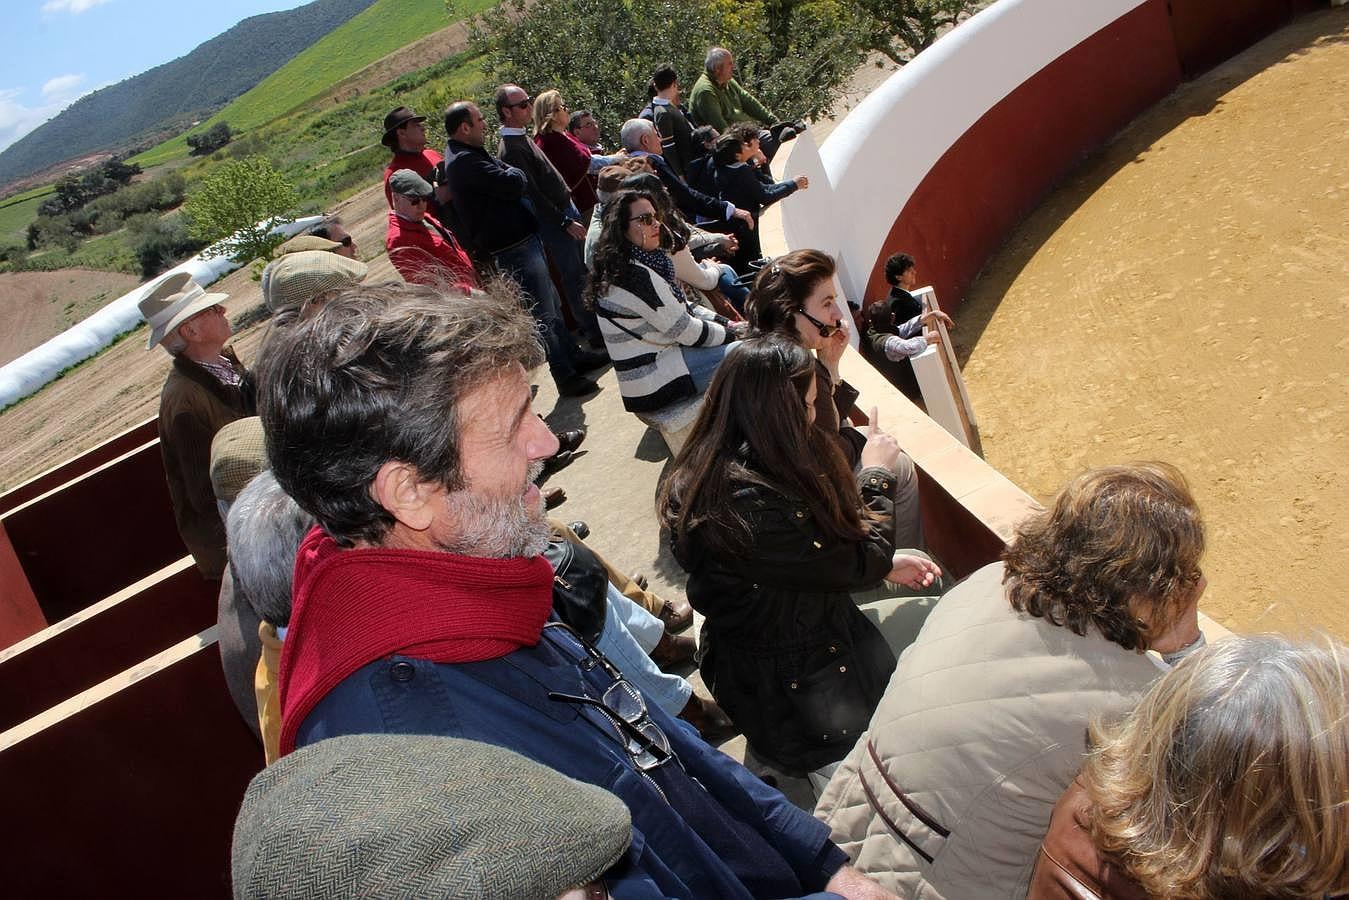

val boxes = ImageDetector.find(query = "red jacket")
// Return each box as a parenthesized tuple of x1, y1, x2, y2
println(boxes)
(535, 129, 598, 213)
(385, 211, 478, 291)
(382, 148, 443, 207)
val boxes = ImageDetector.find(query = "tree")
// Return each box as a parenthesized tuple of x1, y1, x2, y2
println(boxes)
(856, 0, 985, 65)
(458, 0, 868, 143)
(183, 155, 298, 263)
(187, 122, 234, 156)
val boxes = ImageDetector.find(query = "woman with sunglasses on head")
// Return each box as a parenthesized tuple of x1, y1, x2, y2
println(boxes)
(746, 249, 925, 551)
(533, 90, 625, 225)
(588, 189, 744, 420)
(658, 336, 940, 785)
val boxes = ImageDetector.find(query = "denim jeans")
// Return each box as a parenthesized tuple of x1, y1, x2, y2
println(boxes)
(716, 263, 749, 312)
(493, 236, 579, 378)
(681, 341, 735, 395)
(538, 219, 601, 343)
(594, 584, 691, 715)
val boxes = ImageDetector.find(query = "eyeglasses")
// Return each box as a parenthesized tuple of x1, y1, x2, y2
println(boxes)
(543, 622, 676, 773)
(337, 235, 354, 247)
(508, 97, 534, 110)
(628, 212, 658, 227)
(800, 308, 843, 337)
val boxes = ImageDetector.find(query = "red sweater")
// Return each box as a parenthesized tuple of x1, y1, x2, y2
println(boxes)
(385, 211, 478, 291)
(535, 129, 598, 212)
(382, 148, 444, 207)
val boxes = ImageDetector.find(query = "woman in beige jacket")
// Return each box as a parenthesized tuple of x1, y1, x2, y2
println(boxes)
(815, 463, 1210, 899)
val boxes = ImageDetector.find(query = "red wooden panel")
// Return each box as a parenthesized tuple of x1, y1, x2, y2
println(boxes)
(0, 418, 158, 516)
(0, 522, 46, 650)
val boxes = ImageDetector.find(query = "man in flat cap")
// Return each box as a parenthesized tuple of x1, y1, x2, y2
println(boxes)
(139, 272, 248, 579)
(380, 105, 444, 216)
(385, 168, 478, 292)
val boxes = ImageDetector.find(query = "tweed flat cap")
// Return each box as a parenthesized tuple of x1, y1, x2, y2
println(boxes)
(277, 234, 342, 255)
(388, 168, 434, 198)
(231, 734, 632, 899)
(260, 250, 367, 313)
(210, 417, 267, 505)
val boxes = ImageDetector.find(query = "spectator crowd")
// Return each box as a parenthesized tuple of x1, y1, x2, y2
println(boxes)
(133, 45, 1348, 900)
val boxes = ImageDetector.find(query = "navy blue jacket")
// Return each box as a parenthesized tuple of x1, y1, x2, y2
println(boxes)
(296, 625, 848, 899)
(711, 160, 799, 218)
(633, 150, 731, 224)
(443, 138, 538, 255)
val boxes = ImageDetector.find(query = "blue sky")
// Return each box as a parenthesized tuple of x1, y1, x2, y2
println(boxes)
(0, 0, 310, 153)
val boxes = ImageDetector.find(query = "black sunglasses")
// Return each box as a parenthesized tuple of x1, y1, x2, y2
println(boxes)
(337, 235, 354, 247)
(508, 97, 534, 110)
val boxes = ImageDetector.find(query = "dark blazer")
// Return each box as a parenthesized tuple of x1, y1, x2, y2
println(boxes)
(442, 138, 537, 255)
(636, 151, 730, 223)
(711, 160, 799, 217)
(297, 625, 851, 898)
(673, 466, 900, 774)
(497, 132, 578, 230)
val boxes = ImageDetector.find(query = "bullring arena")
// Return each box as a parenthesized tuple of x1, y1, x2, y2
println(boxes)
(0, 0, 1344, 894)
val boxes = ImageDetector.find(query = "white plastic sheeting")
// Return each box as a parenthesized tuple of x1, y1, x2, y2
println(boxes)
(0, 216, 323, 409)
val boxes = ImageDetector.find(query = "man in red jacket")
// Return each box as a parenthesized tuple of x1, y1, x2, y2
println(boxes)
(385, 169, 478, 291)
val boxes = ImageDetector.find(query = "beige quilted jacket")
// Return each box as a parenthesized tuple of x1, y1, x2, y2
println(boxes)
(815, 563, 1163, 899)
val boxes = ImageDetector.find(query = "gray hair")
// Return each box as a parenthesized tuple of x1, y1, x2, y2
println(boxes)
(225, 470, 314, 627)
(162, 329, 188, 356)
(705, 47, 731, 78)
(619, 118, 656, 152)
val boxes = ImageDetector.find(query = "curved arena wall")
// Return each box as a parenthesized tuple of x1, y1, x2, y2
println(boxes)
(783, 0, 1311, 312)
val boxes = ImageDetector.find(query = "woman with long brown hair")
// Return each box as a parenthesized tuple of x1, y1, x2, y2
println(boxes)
(658, 336, 939, 778)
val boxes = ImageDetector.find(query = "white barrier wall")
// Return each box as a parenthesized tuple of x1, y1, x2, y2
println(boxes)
(784, 0, 1152, 301)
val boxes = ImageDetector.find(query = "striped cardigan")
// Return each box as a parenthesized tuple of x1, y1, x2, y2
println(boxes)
(595, 260, 733, 413)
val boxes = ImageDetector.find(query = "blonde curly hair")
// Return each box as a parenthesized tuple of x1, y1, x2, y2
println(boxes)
(1082, 634, 1349, 898)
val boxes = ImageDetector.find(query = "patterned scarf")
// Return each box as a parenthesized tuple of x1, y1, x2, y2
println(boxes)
(629, 243, 687, 304)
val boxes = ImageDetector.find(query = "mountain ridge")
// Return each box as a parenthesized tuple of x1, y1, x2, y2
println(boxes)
(0, 0, 378, 185)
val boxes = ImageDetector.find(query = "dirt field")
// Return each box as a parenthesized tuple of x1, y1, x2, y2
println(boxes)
(0, 269, 142, 367)
(958, 8, 1348, 640)
(0, 185, 397, 491)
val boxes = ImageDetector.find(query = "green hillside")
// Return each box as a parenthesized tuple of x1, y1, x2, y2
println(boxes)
(133, 0, 490, 168)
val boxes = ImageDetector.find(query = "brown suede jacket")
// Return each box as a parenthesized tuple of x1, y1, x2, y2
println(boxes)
(1028, 778, 1149, 900)
(157, 348, 247, 579)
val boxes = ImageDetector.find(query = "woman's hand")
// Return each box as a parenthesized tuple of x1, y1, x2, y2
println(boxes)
(817, 327, 848, 379)
(859, 406, 902, 472)
(887, 554, 941, 589)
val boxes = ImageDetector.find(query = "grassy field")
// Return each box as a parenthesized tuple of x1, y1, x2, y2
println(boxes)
(132, 0, 489, 168)
(0, 194, 45, 246)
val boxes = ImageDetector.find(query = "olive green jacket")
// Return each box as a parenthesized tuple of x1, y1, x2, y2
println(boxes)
(688, 73, 773, 131)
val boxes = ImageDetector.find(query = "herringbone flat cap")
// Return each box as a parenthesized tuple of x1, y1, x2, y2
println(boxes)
(231, 734, 631, 899)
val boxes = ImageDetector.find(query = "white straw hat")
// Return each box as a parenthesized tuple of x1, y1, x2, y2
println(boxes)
(138, 272, 229, 349)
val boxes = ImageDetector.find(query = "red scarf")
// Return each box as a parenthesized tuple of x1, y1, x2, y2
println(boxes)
(277, 527, 554, 756)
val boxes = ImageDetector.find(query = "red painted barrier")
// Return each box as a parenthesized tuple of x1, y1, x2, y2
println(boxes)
(0, 418, 158, 516)
(0, 633, 263, 899)
(864, 0, 1182, 310)
(0, 558, 219, 733)
(2, 439, 193, 624)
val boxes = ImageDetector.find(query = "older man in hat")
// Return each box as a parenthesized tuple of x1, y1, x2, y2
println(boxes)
(260, 248, 369, 315)
(381, 105, 444, 214)
(256, 280, 894, 899)
(139, 272, 248, 579)
(385, 168, 478, 292)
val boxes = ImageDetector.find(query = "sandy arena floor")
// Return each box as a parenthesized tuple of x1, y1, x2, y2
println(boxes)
(958, 8, 1348, 640)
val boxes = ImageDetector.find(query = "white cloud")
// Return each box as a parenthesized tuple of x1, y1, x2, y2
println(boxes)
(0, 76, 93, 154)
(42, 73, 85, 100)
(40, 0, 110, 14)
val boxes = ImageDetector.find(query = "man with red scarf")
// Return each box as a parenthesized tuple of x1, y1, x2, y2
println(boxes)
(256, 282, 893, 900)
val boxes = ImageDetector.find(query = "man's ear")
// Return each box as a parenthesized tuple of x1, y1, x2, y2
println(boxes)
(370, 460, 438, 532)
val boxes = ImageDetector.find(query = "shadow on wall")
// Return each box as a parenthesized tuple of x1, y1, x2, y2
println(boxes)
(952, 6, 1347, 366)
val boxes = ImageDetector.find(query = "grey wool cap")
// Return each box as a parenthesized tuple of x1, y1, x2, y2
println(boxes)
(231, 733, 632, 900)
(388, 167, 434, 198)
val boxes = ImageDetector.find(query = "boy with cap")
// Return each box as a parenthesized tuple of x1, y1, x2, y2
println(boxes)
(385, 168, 478, 292)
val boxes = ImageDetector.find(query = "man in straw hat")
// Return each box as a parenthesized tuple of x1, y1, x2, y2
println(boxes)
(380, 105, 443, 215)
(139, 272, 249, 579)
